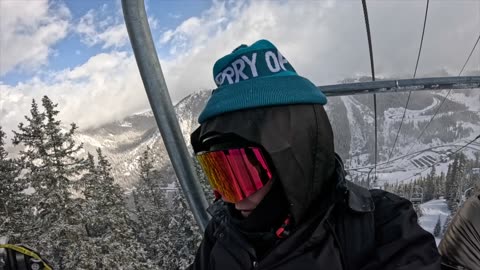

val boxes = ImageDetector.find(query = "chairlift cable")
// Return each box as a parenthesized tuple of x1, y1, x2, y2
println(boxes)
(347, 138, 480, 172)
(405, 33, 480, 156)
(362, 0, 378, 186)
(388, 0, 430, 162)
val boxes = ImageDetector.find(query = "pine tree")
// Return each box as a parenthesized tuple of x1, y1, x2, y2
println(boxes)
(445, 164, 452, 200)
(436, 172, 446, 199)
(11, 97, 86, 268)
(134, 148, 202, 268)
(423, 167, 435, 202)
(433, 215, 442, 237)
(445, 156, 461, 211)
(0, 126, 25, 237)
(76, 148, 150, 269)
(132, 147, 170, 267)
(442, 214, 453, 236)
(473, 152, 480, 193)
(456, 153, 467, 198)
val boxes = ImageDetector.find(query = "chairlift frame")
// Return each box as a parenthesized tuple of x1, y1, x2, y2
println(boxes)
(122, 0, 480, 230)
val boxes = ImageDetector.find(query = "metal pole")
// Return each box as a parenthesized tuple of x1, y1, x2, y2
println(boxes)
(122, 0, 209, 231)
(319, 76, 480, 97)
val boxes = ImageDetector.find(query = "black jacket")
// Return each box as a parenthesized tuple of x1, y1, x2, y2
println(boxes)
(188, 159, 440, 270)
(190, 104, 440, 270)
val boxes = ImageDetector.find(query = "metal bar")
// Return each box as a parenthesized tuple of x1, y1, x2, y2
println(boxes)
(122, 0, 209, 231)
(319, 76, 480, 96)
(361, 0, 378, 187)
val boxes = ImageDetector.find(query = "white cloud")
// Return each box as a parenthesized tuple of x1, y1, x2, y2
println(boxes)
(159, 0, 480, 103)
(0, 52, 147, 135)
(0, 0, 71, 75)
(1, 0, 479, 138)
(75, 9, 129, 49)
(75, 5, 160, 49)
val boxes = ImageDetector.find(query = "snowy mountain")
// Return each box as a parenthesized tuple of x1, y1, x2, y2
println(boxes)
(74, 91, 211, 189)
(73, 86, 480, 189)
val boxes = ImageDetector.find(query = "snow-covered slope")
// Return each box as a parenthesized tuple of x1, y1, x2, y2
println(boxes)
(344, 88, 480, 186)
(73, 86, 479, 189)
(419, 199, 451, 245)
(74, 91, 211, 188)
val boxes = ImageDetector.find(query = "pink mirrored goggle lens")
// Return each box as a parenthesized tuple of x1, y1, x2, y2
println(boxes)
(196, 147, 273, 203)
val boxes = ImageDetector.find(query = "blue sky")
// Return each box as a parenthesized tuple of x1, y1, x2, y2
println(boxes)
(1, 0, 211, 84)
(0, 0, 479, 134)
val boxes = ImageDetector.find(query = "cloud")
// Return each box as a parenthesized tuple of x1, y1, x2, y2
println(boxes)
(75, 9, 129, 49)
(0, 0, 71, 75)
(0, 52, 147, 135)
(159, 0, 480, 103)
(1, 0, 479, 138)
(75, 4, 161, 49)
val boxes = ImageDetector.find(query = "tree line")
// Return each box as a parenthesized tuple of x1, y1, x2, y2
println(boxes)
(0, 96, 202, 269)
(382, 152, 480, 238)
(383, 152, 479, 210)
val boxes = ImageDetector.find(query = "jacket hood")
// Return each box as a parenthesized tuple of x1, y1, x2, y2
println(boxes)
(191, 104, 335, 223)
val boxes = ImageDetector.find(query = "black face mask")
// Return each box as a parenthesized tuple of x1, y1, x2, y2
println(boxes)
(227, 179, 289, 232)
(226, 179, 290, 259)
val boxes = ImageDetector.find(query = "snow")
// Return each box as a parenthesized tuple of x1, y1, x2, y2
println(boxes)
(449, 90, 480, 111)
(418, 199, 451, 246)
(119, 121, 132, 128)
(342, 96, 369, 158)
(75, 134, 103, 148)
(132, 109, 154, 117)
(0, 236, 8, 244)
(22, 186, 35, 195)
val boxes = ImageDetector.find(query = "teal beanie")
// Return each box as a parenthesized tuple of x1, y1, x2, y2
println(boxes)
(198, 39, 327, 123)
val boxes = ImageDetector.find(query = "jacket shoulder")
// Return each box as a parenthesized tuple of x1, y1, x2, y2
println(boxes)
(363, 189, 441, 269)
(368, 189, 415, 226)
(344, 180, 375, 213)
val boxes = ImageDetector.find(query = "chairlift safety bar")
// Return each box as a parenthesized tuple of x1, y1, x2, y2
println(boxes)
(320, 76, 480, 96)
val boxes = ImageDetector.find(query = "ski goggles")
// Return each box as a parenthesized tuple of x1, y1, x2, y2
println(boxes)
(196, 146, 274, 203)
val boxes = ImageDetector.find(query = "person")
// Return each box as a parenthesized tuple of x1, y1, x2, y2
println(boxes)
(188, 39, 440, 270)
(439, 192, 480, 270)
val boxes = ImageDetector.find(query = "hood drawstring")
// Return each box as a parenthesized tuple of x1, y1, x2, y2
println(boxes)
(276, 214, 292, 238)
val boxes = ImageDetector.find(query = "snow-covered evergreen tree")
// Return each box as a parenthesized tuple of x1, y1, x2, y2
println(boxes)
(73, 149, 150, 269)
(0, 126, 25, 238)
(445, 158, 460, 212)
(133, 148, 202, 269)
(133, 147, 170, 267)
(456, 153, 467, 200)
(424, 166, 436, 201)
(442, 214, 453, 236)
(162, 190, 202, 269)
(11, 97, 86, 268)
(433, 215, 441, 237)
(436, 172, 446, 199)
